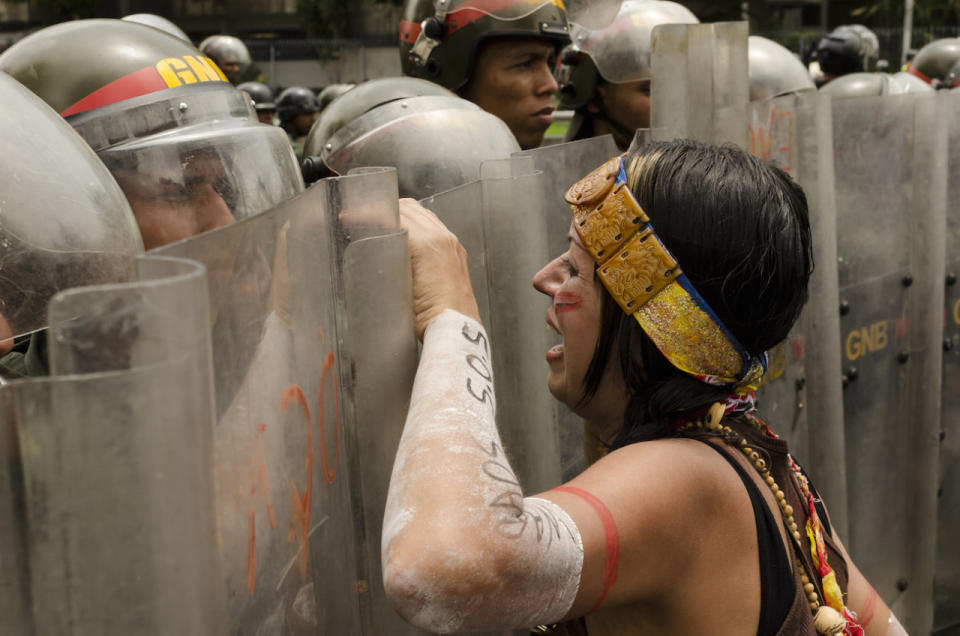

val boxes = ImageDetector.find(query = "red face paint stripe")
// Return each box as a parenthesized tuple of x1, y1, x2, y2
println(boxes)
(554, 291, 582, 313)
(552, 485, 619, 613)
(400, 19, 422, 43)
(61, 65, 169, 117)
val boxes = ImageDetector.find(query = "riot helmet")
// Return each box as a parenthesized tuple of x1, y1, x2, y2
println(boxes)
(238, 81, 277, 124)
(302, 77, 518, 198)
(748, 36, 816, 101)
(820, 71, 934, 99)
(0, 19, 303, 251)
(277, 85, 321, 143)
(815, 25, 879, 78)
(0, 72, 142, 344)
(556, 0, 698, 110)
(317, 83, 356, 110)
(399, 0, 570, 91)
(122, 13, 191, 42)
(199, 34, 251, 84)
(906, 38, 960, 87)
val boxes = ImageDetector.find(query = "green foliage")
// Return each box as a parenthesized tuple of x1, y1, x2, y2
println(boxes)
(852, 0, 960, 27)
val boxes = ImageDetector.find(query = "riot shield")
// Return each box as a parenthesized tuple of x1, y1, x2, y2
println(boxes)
(155, 168, 420, 634)
(747, 92, 849, 538)
(650, 21, 749, 148)
(513, 136, 619, 479)
(0, 255, 224, 635)
(831, 92, 946, 634)
(421, 160, 563, 496)
(935, 90, 960, 634)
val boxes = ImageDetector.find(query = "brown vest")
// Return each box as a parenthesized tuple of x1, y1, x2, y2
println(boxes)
(536, 419, 851, 636)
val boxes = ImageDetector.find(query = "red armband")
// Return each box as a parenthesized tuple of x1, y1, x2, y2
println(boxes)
(552, 485, 619, 613)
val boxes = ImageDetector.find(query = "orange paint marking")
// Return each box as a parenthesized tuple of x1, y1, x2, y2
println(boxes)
(247, 511, 257, 594)
(749, 106, 794, 174)
(251, 423, 277, 529)
(283, 385, 313, 578)
(319, 351, 340, 484)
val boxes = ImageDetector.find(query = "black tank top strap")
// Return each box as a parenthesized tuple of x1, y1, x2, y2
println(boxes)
(694, 439, 795, 636)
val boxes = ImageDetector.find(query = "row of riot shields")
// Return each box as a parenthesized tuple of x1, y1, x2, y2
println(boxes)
(0, 168, 421, 635)
(745, 90, 955, 636)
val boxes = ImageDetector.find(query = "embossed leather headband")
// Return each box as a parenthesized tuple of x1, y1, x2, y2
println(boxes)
(565, 155, 766, 393)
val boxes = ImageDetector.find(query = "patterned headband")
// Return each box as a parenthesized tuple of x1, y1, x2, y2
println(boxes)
(566, 155, 766, 394)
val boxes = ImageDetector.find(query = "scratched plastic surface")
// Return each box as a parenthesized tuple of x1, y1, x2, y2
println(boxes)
(831, 92, 946, 616)
(514, 137, 620, 480)
(157, 178, 363, 634)
(935, 91, 960, 633)
(0, 256, 224, 635)
(650, 21, 749, 148)
(422, 161, 563, 497)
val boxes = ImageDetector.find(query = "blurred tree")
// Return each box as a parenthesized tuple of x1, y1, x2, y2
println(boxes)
(37, 0, 102, 19)
(853, 0, 960, 26)
(297, 0, 351, 37)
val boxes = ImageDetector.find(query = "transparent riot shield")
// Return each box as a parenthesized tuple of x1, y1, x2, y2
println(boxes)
(831, 92, 946, 634)
(0, 255, 224, 635)
(513, 136, 619, 480)
(421, 160, 563, 496)
(650, 21, 749, 148)
(747, 92, 849, 538)
(155, 168, 419, 634)
(935, 90, 960, 634)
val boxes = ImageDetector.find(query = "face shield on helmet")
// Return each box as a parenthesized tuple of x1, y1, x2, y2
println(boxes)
(400, 0, 570, 90)
(0, 73, 142, 342)
(72, 85, 303, 250)
(122, 13, 191, 42)
(556, 0, 699, 109)
(304, 94, 519, 198)
(748, 36, 816, 101)
(0, 20, 303, 252)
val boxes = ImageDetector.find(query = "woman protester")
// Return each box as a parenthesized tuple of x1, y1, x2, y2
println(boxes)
(382, 140, 903, 635)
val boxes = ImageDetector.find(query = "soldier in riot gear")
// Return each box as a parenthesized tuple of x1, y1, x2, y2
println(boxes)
(554, 0, 698, 150)
(122, 13, 191, 42)
(905, 38, 960, 88)
(400, 0, 570, 149)
(317, 82, 355, 110)
(199, 34, 252, 84)
(814, 24, 880, 86)
(302, 76, 519, 198)
(0, 72, 142, 375)
(820, 70, 934, 99)
(748, 35, 815, 101)
(277, 86, 321, 158)
(0, 19, 303, 251)
(238, 80, 277, 124)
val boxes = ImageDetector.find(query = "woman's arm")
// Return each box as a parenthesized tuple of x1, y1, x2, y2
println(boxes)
(831, 531, 907, 635)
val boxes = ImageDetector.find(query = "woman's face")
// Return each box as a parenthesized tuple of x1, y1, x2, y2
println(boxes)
(532, 223, 629, 424)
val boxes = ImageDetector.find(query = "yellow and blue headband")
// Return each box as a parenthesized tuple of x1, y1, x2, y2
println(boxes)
(566, 155, 766, 394)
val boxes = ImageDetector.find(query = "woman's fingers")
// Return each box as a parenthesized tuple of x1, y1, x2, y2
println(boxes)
(399, 199, 481, 339)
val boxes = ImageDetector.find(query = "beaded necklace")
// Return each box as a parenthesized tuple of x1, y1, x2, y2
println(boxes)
(676, 402, 863, 636)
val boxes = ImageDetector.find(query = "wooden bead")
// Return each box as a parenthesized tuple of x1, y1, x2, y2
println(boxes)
(782, 504, 794, 516)
(789, 522, 798, 532)
(776, 490, 786, 501)
(765, 475, 775, 485)
(804, 583, 816, 594)
(810, 602, 820, 611)
(800, 574, 810, 584)
(793, 530, 802, 542)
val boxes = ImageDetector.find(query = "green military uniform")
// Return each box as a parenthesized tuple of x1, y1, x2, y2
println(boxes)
(0, 332, 49, 379)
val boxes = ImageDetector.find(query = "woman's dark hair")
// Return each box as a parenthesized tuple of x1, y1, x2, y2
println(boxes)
(579, 139, 814, 449)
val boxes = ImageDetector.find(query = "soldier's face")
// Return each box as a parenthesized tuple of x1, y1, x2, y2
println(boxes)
(465, 37, 559, 150)
(218, 54, 242, 83)
(591, 79, 651, 149)
(114, 151, 237, 251)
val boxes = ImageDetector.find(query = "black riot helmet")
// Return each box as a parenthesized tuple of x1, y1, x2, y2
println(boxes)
(238, 81, 277, 111)
(277, 86, 321, 124)
(815, 25, 879, 77)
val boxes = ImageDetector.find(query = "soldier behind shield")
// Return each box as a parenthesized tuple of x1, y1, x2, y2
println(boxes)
(0, 19, 304, 371)
(554, 0, 698, 150)
(400, 0, 571, 150)
(200, 34, 253, 85)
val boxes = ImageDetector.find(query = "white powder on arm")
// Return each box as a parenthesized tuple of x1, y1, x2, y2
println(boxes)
(382, 310, 583, 632)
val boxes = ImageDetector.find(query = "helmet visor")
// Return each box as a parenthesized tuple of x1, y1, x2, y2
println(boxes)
(571, 0, 698, 83)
